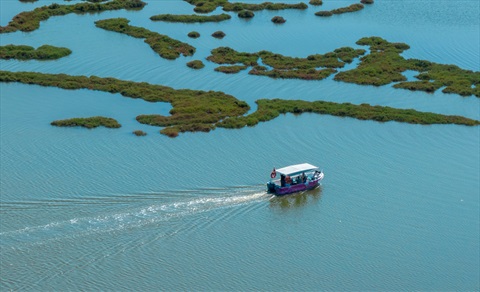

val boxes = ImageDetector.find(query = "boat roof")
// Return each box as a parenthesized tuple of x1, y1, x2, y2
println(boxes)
(276, 163, 318, 176)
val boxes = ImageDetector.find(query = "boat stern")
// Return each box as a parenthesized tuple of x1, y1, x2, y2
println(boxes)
(267, 181, 277, 193)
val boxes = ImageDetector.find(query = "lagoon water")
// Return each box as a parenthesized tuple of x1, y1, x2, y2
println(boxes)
(1, 0, 479, 290)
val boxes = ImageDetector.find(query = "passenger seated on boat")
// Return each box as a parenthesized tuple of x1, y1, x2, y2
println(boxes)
(285, 176, 292, 185)
(301, 172, 306, 183)
(295, 176, 302, 184)
(280, 175, 286, 187)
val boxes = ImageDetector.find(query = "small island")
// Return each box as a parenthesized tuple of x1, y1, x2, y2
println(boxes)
(309, 0, 322, 5)
(334, 37, 479, 97)
(207, 46, 365, 80)
(184, 0, 307, 14)
(95, 18, 195, 60)
(0, 44, 72, 60)
(188, 31, 200, 38)
(271, 16, 286, 24)
(133, 130, 147, 136)
(207, 37, 479, 97)
(0, 0, 146, 33)
(150, 13, 231, 23)
(315, 3, 365, 17)
(218, 99, 480, 129)
(51, 116, 121, 129)
(187, 60, 205, 69)
(215, 65, 248, 74)
(238, 10, 255, 18)
(212, 31, 226, 39)
(1, 70, 478, 138)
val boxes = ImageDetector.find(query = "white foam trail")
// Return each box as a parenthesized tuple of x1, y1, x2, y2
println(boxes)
(0, 190, 269, 249)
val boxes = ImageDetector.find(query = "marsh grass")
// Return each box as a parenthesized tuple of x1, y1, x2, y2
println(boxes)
(188, 31, 200, 38)
(212, 31, 226, 39)
(1, 71, 477, 137)
(51, 116, 121, 129)
(271, 16, 286, 23)
(207, 46, 365, 80)
(150, 13, 231, 23)
(95, 18, 195, 60)
(133, 130, 147, 136)
(187, 60, 205, 69)
(238, 10, 255, 18)
(315, 3, 364, 17)
(331, 3, 363, 14)
(314, 11, 332, 17)
(215, 65, 248, 74)
(334, 37, 480, 97)
(309, 0, 322, 5)
(0, 44, 71, 60)
(208, 37, 478, 97)
(0, 0, 146, 33)
(0, 71, 250, 137)
(218, 99, 480, 128)
(183, 0, 307, 13)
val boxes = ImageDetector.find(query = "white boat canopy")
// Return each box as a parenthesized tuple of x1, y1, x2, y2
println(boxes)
(275, 163, 318, 176)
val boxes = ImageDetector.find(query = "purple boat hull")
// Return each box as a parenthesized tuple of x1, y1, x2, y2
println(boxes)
(267, 179, 320, 196)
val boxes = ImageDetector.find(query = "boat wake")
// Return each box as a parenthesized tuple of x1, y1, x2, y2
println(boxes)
(0, 187, 271, 250)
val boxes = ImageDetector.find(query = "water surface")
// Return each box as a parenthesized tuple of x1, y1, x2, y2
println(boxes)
(1, 0, 479, 290)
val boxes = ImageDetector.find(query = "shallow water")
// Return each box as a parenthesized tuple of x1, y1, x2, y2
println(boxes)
(1, 0, 479, 290)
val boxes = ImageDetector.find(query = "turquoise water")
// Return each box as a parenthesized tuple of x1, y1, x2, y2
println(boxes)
(1, 0, 479, 290)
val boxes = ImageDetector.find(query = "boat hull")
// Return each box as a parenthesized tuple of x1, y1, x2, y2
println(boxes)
(267, 179, 320, 196)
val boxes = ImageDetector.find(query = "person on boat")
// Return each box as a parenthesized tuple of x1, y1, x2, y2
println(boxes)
(280, 174, 286, 187)
(285, 176, 292, 185)
(301, 172, 306, 183)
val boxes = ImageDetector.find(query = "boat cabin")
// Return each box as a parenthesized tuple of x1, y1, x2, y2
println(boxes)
(267, 163, 324, 196)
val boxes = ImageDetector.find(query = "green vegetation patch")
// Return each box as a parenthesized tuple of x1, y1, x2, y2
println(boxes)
(183, 0, 227, 13)
(334, 37, 480, 97)
(218, 99, 480, 129)
(188, 31, 200, 38)
(208, 37, 478, 97)
(309, 0, 322, 5)
(187, 60, 205, 69)
(133, 130, 147, 136)
(0, 0, 146, 33)
(51, 116, 121, 129)
(183, 0, 307, 13)
(222, 2, 307, 12)
(271, 16, 286, 23)
(212, 31, 226, 39)
(95, 18, 195, 60)
(314, 11, 332, 17)
(1, 71, 477, 137)
(150, 13, 231, 23)
(238, 10, 255, 18)
(0, 71, 250, 137)
(0, 44, 71, 60)
(315, 3, 364, 17)
(215, 65, 248, 74)
(207, 46, 365, 80)
(331, 3, 364, 14)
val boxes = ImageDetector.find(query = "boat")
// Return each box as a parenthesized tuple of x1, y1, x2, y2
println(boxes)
(267, 163, 324, 196)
